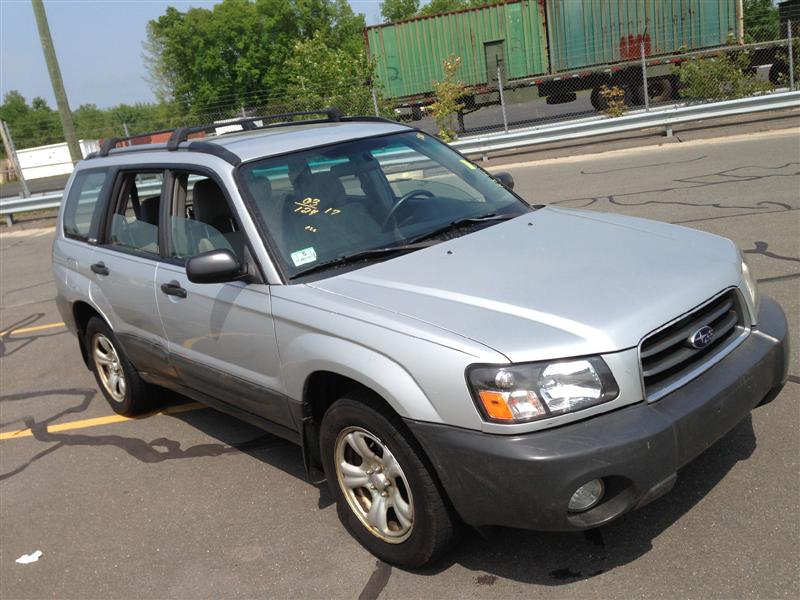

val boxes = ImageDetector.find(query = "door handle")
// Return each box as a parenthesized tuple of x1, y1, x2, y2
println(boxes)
(90, 262, 109, 276)
(160, 281, 187, 298)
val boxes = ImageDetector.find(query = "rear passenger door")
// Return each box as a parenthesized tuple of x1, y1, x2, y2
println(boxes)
(154, 170, 292, 428)
(89, 170, 171, 377)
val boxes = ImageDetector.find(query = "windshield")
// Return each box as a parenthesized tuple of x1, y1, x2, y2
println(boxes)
(238, 131, 529, 279)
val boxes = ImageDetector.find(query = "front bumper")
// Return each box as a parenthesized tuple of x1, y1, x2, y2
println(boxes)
(406, 296, 789, 531)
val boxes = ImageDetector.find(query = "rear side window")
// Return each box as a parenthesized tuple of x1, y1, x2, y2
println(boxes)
(63, 170, 108, 241)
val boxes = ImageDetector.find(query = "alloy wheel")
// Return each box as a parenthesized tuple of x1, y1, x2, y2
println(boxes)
(334, 426, 414, 543)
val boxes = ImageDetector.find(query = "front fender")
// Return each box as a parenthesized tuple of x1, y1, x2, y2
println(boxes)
(279, 332, 442, 423)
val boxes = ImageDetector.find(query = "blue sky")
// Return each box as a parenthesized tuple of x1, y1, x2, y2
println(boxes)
(0, 0, 384, 109)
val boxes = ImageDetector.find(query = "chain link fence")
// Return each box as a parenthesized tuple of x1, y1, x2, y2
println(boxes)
(1, 7, 798, 198)
(451, 15, 798, 136)
(103, 14, 799, 140)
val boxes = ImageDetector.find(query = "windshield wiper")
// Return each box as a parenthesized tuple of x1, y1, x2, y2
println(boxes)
(408, 212, 517, 244)
(289, 241, 436, 280)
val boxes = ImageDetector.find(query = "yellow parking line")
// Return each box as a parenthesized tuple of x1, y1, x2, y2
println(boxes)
(0, 402, 207, 441)
(0, 322, 65, 337)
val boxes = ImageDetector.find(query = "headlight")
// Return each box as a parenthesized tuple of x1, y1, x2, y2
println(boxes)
(467, 357, 619, 423)
(740, 250, 760, 322)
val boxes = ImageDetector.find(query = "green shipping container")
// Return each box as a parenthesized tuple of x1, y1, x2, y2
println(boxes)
(366, 1, 549, 99)
(546, 0, 737, 71)
(367, 0, 737, 100)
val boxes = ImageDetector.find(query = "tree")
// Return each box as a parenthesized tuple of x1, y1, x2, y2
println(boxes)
(380, 0, 418, 22)
(144, 0, 366, 117)
(0, 91, 31, 124)
(283, 32, 389, 116)
(0, 91, 188, 158)
(743, 0, 780, 42)
(0, 91, 62, 151)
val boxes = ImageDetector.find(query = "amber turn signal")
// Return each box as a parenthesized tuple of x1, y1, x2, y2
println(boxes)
(477, 390, 515, 421)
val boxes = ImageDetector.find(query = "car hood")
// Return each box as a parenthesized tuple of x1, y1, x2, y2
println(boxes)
(309, 206, 741, 363)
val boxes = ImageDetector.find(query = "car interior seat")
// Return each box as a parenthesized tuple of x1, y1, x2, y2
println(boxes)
(192, 179, 245, 259)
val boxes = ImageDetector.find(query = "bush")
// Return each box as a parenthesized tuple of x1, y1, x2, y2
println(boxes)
(599, 85, 626, 117)
(430, 55, 467, 142)
(677, 51, 773, 101)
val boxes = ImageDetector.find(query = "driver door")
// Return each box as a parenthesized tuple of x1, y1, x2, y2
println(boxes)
(154, 170, 293, 428)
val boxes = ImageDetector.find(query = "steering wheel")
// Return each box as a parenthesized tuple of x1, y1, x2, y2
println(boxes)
(381, 189, 435, 230)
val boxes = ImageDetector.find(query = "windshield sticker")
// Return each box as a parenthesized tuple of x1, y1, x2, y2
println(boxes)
(291, 247, 317, 267)
(459, 159, 477, 170)
(294, 197, 320, 215)
(416, 132, 425, 140)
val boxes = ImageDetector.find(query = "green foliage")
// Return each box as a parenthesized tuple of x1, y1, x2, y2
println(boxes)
(283, 33, 392, 116)
(677, 51, 774, 101)
(418, 0, 502, 17)
(430, 55, 466, 142)
(599, 85, 626, 118)
(144, 0, 366, 117)
(0, 91, 182, 156)
(743, 0, 779, 42)
(380, 0, 419, 22)
(0, 92, 61, 152)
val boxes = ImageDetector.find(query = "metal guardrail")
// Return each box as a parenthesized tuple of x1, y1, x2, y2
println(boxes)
(450, 90, 800, 159)
(2, 91, 798, 225)
(0, 191, 64, 224)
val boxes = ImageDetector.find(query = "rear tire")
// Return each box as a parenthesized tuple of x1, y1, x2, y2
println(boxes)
(320, 394, 455, 568)
(769, 60, 788, 85)
(85, 317, 155, 416)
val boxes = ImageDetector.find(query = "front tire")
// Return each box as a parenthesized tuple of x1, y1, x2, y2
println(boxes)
(85, 317, 155, 416)
(320, 394, 455, 568)
(590, 86, 609, 111)
(634, 76, 674, 106)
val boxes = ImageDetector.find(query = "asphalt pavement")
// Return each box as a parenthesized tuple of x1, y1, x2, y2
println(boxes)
(1, 128, 798, 599)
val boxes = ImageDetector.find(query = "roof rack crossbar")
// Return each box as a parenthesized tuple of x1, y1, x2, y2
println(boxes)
(95, 127, 180, 158)
(166, 107, 344, 151)
(340, 115, 404, 125)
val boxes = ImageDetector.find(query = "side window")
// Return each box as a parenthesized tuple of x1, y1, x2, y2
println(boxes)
(107, 172, 164, 255)
(168, 172, 245, 262)
(63, 170, 108, 241)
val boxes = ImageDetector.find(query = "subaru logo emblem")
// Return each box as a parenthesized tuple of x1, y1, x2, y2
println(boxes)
(688, 325, 714, 349)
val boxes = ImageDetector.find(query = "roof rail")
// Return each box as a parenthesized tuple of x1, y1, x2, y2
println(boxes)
(96, 127, 177, 158)
(86, 109, 408, 162)
(166, 107, 344, 151)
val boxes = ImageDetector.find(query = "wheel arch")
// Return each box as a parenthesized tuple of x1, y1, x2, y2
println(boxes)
(72, 300, 108, 369)
(294, 346, 442, 480)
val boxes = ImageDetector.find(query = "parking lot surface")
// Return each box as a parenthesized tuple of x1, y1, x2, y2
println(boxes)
(1, 129, 798, 599)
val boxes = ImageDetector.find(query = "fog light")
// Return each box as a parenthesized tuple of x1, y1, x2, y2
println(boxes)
(568, 479, 605, 513)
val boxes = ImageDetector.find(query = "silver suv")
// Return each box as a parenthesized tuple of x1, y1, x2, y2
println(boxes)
(53, 110, 789, 567)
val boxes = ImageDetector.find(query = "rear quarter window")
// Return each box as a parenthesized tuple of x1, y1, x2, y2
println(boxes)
(63, 169, 109, 241)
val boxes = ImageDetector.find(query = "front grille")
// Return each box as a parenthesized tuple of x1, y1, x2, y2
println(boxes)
(640, 290, 746, 401)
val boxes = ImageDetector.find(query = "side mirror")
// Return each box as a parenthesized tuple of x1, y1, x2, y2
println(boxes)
(494, 171, 515, 190)
(186, 249, 244, 284)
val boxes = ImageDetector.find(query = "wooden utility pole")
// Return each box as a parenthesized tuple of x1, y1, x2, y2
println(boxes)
(736, 0, 745, 45)
(31, 0, 82, 164)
